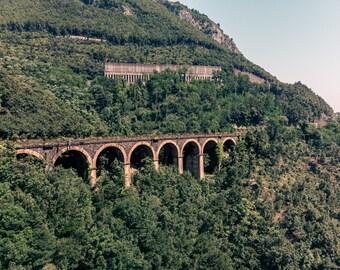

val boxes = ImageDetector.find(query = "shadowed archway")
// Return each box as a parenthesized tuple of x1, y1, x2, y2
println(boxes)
(203, 140, 218, 175)
(130, 144, 154, 170)
(94, 146, 125, 177)
(158, 141, 179, 168)
(54, 150, 90, 180)
(223, 139, 236, 152)
(182, 141, 200, 178)
(16, 150, 45, 168)
(16, 149, 45, 161)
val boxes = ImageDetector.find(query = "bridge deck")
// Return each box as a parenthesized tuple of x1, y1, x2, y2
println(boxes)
(15, 133, 237, 149)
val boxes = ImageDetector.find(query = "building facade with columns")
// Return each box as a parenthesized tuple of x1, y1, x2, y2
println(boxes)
(104, 63, 222, 83)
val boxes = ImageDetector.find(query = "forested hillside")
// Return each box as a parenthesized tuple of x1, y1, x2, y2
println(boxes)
(0, 123, 339, 269)
(0, 31, 333, 139)
(0, 0, 339, 269)
(0, 0, 333, 139)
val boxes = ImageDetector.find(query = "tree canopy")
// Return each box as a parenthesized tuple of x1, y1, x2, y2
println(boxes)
(0, 122, 339, 269)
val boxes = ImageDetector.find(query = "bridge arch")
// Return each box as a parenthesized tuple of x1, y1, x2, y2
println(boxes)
(128, 142, 156, 170)
(93, 144, 127, 177)
(156, 140, 180, 168)
(53, 147, 92, 180)
(222, 138, 236, 152)
(202, 139, 219, 175)
(201, 138, 218, 152)
(16, 149, 45, 161)
(181, 139, 201, 179)
(180, 139, 202, 157)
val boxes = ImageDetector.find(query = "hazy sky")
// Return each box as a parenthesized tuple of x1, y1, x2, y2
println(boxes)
(173, 0, 340, 112)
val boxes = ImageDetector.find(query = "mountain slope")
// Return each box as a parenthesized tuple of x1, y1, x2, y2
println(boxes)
(0, 1, 338, 269)
(0, 0, 223, 48)
(0, 0, 334, 140)
(0, 0, 274, 78)
(158, 0, 240, 53)
(0, 122, 339, 269)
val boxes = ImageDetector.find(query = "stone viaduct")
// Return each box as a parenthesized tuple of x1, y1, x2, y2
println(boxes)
(15, 133, 237, 187)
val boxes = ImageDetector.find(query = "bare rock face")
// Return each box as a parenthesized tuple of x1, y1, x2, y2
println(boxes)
(160, 0, 241, 54)
(234, 70, 266, 84)
(122, 5, 133, 16)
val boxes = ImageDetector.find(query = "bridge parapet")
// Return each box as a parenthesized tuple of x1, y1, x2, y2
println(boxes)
(15, 133, 237, 187)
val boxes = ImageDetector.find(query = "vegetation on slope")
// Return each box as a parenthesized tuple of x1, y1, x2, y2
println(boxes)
(0, 32, 333, 140)
(0, 0, 224, 49)
(0, 1, 338, 269)
(0, 0, 333, 140)
(0, 122, 339, 269)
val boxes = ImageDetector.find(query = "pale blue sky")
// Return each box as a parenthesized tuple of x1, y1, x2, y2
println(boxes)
(173, 0, 340, 112)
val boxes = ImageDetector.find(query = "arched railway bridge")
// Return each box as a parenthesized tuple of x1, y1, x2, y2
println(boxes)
(15, 133, 237, 187)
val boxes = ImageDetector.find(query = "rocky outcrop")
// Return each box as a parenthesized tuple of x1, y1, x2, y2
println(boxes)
(234, 70, 266, 84)
(122, 5, 133, 16)
(159, 0, 241, 54)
